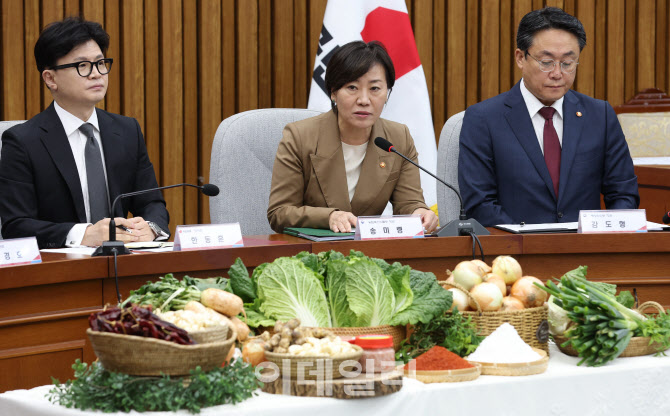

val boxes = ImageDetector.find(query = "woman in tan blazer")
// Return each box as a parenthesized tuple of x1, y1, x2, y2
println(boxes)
(267, 41, 438, 234)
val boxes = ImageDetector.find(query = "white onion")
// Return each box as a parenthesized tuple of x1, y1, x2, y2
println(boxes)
(448, 288, 470, 311)
(510, 276, 548, 308)
(501, 296, 525, 311)
(470, 259, 492, 274)
(451, 261, 484, 290)
(469, 282, 503, 311)
(484, 273, 507, 296)
(491, 256, 523, 285)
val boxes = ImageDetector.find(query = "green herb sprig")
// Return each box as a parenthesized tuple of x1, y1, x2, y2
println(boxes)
(48, 359, 260, 413)
(635, 310, 670, 356)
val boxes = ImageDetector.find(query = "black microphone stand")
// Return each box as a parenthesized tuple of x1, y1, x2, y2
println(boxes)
(377, 139, 489, 237)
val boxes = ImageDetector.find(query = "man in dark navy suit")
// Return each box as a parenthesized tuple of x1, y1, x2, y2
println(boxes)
(458, 7, 639, 226)
(0, 17, 169, 248)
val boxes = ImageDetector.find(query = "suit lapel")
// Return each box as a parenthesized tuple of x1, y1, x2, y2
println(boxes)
(557, 91, 584, 204)
(350, 120, 394, 213)
(310, 112, 352, 211)
(504, 82, 556, 200)
(38, 103, 87, 222)
(97, 109, 124, 216)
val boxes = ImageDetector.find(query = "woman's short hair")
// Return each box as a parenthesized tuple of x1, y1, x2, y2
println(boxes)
(325, 41, 395, 112)
(34, 16, 110, 73)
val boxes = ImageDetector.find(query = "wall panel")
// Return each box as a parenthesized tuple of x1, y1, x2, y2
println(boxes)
(1, 0, 667, 227)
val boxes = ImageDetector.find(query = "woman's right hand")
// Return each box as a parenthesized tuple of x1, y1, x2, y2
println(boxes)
(329, 211, 357, 233)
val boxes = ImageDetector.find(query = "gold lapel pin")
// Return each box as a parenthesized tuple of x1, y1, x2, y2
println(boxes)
(380, 162, 386, 168)
(576, 111, 582, 117)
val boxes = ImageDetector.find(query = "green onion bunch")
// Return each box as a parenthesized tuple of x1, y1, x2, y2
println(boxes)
(536, 268, 645, 367)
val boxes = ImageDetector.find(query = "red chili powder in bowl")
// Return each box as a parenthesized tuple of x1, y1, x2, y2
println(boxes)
(404, 346, 473, 370)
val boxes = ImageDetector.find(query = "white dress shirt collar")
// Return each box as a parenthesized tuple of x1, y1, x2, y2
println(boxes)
(53, 101, 100, 135)
(519, 79, 564, 120)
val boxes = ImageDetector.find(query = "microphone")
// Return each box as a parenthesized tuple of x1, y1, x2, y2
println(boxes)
(663, 211, 670, 224)
(374, 137, 489, 237)
(92, 183, 220, 257)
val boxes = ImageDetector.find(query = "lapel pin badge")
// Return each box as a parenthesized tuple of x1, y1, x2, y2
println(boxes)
(379, 162, 386, 168)
(576, 111, 582, 117)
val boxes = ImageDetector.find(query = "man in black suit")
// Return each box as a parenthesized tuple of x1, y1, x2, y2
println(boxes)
(0, 17, 169, 248)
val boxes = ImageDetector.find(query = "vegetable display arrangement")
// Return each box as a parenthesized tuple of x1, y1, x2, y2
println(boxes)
(89, 304, 195, 345)
(537, 266, 670, 366)
(226, 250, 453, 329)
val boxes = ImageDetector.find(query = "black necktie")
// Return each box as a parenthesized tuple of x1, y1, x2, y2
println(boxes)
(79, 123, 110, 222)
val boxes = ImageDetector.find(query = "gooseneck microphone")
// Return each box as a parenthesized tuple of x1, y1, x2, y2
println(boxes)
(663, 211, 670, 225)
(374, 137, 489, 237)
(92, 183, 220, 257)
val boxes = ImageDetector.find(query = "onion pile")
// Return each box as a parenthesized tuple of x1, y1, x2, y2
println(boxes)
(446, 256, 547, 312)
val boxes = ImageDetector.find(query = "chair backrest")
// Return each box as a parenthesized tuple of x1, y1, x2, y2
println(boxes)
(0, 120, 27, 240)
(436, 111, 465, 225)
(209, 108, 322, 235)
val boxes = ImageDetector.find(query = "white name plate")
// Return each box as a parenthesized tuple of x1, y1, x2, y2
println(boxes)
(578, 209, 648, 233)
(0, 237, 41, 267)
(173, 223, 244, 251)
(355, 215, 424, 240)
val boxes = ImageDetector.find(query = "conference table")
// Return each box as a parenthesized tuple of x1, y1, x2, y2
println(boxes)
(1, 228, 669, 394)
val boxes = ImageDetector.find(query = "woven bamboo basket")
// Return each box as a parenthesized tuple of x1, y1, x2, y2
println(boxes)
(305, 325, 407, 351)
(554, 301, 669, 358)
(440, 281, 549, 353)
(467, 347, 548, 376)
(189, 324, 229, 344)
(264, 345, 363, 380)
(86, 325, 236, 376)
(403, 363, 481, 383)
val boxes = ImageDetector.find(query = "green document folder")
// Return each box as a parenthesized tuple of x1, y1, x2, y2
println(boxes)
(283, 227, 355, 242)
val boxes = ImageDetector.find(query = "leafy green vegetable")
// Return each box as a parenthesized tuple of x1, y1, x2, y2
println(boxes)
(384, 262, 414, 315)
(390, 270, 452, 326)
(48, 359, 259, 413)
(257, 257, 332, 327)
(616, 290, 635, 309)
(228, 258, 257, 303)
(122, 274, 203, 311)
(635, 310, 670, 355)
(344, 258, 395, 326)
(325, 258, 358, 327)
(396, 309, 483, 362)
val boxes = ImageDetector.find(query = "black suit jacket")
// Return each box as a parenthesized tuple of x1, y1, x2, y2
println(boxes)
(0, 103, 169, 248)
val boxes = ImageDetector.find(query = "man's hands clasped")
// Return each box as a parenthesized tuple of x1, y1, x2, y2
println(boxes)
(81, 216, 156, 247)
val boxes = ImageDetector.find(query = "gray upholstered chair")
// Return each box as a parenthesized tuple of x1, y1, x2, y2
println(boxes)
(0, 120, 27, 239)
(436, 111, 465, 226)
(209, 108, 322, 235)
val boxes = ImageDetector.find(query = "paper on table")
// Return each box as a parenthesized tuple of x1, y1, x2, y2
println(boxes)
(633, 156, 670, 165)
(40, 247, 97, 255)
(496, 221, 669, 233)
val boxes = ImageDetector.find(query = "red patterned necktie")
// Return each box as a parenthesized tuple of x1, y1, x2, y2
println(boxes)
(538, 107, 561, 197)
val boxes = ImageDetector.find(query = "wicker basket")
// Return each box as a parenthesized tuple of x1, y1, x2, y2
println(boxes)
(86, 325, 236, 376)
(440, 281, 549, 353)
(306, 325, 407, 351)
(467, 347, 548, 376)
(189, 324, 229, 344)
(264, 345, 363, 380)
(554, 301, 669, 358)
(403, 363, 481, 383)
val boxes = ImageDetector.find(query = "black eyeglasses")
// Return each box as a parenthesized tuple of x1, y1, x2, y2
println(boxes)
(49, 58, 113, 77)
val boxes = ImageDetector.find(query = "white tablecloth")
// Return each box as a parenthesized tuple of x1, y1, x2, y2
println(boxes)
(2, 343, 669, 416)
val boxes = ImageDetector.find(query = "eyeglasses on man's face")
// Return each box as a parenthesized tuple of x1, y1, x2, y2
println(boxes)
(525, 52, 578, 74)
(49, 58, 113, 77)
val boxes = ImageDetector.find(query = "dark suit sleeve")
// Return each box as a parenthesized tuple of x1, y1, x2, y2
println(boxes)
(0, 129, 75, 247)
(601, 103, 640, 210)
(458, 108, 515, 226)
(125, 119, 170, 235)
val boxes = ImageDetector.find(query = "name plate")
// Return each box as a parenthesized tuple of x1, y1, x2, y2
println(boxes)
(355, 215, 424, 240)
(0, 237, 41, 267)
(173, 223, 244, 251)
(577, 209, 647, 233)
